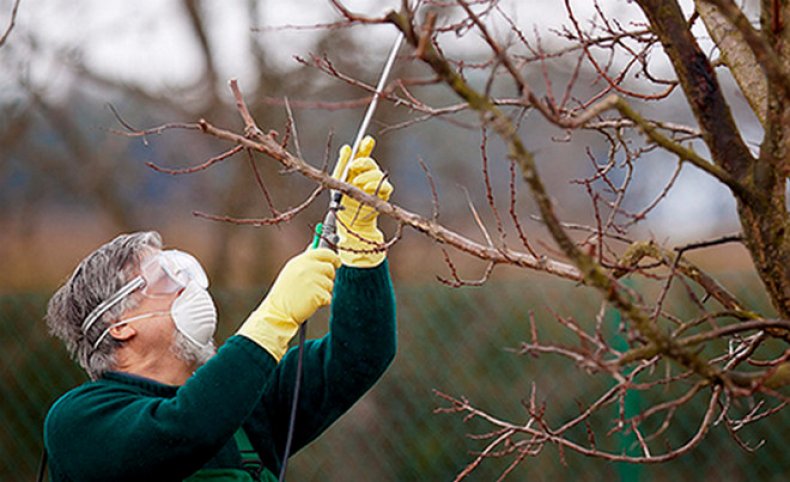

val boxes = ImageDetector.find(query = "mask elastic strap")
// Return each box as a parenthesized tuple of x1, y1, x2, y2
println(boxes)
(82, 276, 145, 335)
(90, 311, 168, 350)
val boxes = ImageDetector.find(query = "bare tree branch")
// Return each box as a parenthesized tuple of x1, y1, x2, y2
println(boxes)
(0, 0, 21, 47)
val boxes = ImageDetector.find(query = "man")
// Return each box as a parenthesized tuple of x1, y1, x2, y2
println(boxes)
(43, 138, 396, 481)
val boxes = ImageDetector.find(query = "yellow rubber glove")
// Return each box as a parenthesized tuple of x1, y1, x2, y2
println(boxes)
(332, 135, 394, 267)
(237, 248, 341, 361)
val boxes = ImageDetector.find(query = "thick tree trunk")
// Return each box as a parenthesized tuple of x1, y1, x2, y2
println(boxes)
(639, 0, 790, 318)
(739, 0, 790, 318)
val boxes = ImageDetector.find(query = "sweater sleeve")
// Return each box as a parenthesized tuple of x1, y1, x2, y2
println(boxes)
(246, 260, 397, 471)
(44, 336, 277, 482)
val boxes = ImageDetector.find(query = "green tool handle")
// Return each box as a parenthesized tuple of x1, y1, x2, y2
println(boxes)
(314, 193, 342, 251)
(311, 223, 323, 249)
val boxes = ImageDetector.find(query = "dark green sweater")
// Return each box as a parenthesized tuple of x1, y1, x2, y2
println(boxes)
(44, 262, 396, 481)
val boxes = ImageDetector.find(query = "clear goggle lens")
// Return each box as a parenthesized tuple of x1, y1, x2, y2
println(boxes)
(139, 250, 208, 296)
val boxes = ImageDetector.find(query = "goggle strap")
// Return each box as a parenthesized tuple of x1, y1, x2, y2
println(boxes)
(81, 276, 145, 335)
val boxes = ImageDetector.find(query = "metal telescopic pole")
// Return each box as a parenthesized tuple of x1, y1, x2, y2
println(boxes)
(278, 32, 404, 482)
(318, 31, 404, 251)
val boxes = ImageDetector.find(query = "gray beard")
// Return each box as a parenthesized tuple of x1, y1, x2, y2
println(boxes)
(170, 330, 216, 367)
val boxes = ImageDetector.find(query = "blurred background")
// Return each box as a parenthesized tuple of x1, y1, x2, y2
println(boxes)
(0, 0, 785, 480)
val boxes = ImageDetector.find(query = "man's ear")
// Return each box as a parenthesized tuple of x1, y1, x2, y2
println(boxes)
(109, 322, 136, 342)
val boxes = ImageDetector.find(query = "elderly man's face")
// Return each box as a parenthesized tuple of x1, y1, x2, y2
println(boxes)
(105, 249, 218, 371)
(114, 289, 181, 355)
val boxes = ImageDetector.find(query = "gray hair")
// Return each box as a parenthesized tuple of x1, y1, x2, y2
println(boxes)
(46, 231, 162, 380)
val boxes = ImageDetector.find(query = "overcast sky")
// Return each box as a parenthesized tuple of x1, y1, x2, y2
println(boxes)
(3, 1, 664, 85)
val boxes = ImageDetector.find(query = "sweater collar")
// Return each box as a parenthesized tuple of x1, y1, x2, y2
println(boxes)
(101, 371, 180, 397)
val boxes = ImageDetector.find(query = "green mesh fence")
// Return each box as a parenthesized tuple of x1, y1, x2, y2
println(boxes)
(1, 275, 788, 481)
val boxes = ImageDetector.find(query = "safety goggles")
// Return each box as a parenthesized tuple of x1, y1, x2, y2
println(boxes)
(81, 249, 208, 336)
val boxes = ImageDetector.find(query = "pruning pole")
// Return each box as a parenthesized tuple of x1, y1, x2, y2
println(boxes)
(278, 31, 404, 482)
(319, 30, 404, 251)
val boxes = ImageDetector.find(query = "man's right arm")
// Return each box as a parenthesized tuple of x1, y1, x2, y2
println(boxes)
(44, 336, 276, 482)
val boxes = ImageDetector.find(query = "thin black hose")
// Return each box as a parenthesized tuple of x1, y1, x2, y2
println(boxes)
(278, 323, 307, 481)
(35, 449, 47, 482)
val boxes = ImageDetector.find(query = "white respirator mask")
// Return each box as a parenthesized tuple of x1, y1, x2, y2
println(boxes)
(83, 249, 217, 350)
(168, 279, 217, 347)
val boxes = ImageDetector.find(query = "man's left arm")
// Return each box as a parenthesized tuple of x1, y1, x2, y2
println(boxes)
(285, 260, 396, 427)
(244, 137, 398, 469)
(245, 261, 396, 471)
